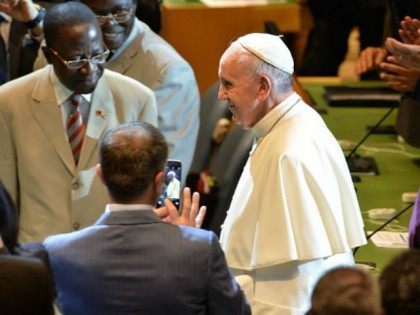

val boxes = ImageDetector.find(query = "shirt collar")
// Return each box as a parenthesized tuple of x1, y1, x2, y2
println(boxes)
(49, 66, 92, 105)
(252, 92, 300, 139)
(105, 203, 154, 213)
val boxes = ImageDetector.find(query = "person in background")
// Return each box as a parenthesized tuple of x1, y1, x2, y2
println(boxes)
(356, 1, 420, 148)
(306, 266, 383, 315)
(0, 2, 157, 243)
(44, 122, 250, 315)
(379, 249, 420, 315)
(217, 33, 366, 314)
(298, 0, 386, 77)
(165, 170, 180, 199)
(0, 181, 54, 315)
(13, 0, 200, 182)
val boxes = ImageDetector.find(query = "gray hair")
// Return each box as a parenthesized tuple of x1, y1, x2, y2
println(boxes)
(249, 55, 293, 93)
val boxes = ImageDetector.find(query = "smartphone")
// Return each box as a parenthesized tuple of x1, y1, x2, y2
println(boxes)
(156, 159, 182, 209)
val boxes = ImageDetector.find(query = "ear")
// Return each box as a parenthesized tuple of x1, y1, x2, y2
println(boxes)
(153, 171, 164, 198)
(96, 164, 105, 185)
(42, 46, 53, 64)
(257, 74, 271, 100)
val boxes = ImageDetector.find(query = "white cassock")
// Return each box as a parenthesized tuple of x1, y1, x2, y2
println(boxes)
(220, 92, 367, 314)
(166, 177, 180, 199)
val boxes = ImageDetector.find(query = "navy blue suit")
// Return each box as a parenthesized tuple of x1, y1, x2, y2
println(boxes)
(44, 208, 250, 315)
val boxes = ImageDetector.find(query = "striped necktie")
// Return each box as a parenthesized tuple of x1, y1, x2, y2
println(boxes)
(67, 93, 85, 165)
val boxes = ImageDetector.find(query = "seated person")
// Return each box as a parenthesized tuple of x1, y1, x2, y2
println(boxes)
(380, 249, 420, 315)
(43, 122, 250, 315)
(306, 266, 383, 315)
(0, 181, 54, 315)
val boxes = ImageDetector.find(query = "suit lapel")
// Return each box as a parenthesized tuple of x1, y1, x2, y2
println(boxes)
(77, 74, 115, 170)
(31, 67, 76, 175)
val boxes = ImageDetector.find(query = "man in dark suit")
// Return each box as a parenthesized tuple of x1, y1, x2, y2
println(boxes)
(43, 122, 250, 315)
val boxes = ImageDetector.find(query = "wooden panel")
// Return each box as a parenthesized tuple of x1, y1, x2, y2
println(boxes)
(160, 1, 306, 93)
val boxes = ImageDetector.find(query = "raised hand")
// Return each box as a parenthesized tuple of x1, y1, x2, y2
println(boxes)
(154, 187, 206, 228)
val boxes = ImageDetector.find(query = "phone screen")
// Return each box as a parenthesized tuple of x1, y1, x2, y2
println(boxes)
(156, 160, 182, 209)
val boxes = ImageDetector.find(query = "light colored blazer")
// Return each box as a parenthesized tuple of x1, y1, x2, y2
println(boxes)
(44, 208, 251, 315)
(34, 20, 199, 181)
(0, 65, 157, 243)
(106, 20, 200, 181)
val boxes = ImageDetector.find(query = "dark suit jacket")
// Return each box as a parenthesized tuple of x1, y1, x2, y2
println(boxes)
(0, 252, 54, 315)
(44, 208, 250, 315)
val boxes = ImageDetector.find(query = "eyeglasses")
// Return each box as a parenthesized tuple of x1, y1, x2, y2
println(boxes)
(96, 7, 134, 26)
(48, 47, 110, 70)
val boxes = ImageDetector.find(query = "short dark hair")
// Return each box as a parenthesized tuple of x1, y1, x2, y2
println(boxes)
(380, 249, 420, 315)
(99, 122, 168, 203)
(44, 2, 98, 48)
(308, 266, 382, 315)
(0, 181, 19, 254)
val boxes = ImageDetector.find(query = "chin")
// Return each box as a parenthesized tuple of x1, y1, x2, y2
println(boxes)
(74, 83, 98, 94)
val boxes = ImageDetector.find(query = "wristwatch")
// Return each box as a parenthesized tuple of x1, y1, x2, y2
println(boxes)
(24, 5, 46, 29)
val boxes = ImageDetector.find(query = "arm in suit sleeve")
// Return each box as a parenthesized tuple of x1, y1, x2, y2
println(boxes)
(0, 105, 18, 208)
(153, 61, 200, 179)
(206, 233, 251, 315)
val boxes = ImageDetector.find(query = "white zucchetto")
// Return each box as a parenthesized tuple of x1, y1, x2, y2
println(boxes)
(237, 33, 294, 75)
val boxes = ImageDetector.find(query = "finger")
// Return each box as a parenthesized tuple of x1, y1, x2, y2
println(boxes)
(181, 187, 191, 219)
(356, 51, 369, 73)
(399, 29, 412, 44)
(387, 81, 411, 92)
(189, 191, 200, 221)
(195, 206, 207, 228)
(381, 59, 410, 74)
(163, 198, 179, 221)
(153, 206, 168, 219)
(374, 49, 387, 66)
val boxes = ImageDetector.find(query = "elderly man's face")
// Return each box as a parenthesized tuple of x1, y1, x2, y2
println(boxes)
(218, 46, 268, 130)
(82, 0, 136, 52)
(46, 23, 105, 94)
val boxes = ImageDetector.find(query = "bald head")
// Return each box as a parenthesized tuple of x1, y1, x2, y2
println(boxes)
(44, 2, 100, 48)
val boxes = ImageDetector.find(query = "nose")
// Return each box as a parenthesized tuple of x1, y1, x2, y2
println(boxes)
(102, 15, 118, 28)
(218, 84, 227, 100)
(80, 60, 97, 75)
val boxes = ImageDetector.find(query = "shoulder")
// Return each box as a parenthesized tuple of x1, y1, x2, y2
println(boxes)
(102, 69, 154, 98)
(0, 67, 47, 95)
(0, 254, 48, 274)
(135, 20, 191, 70)
(178, 226, 219, 248)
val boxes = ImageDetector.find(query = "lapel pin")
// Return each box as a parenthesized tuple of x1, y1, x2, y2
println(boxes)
(95, 110, 107, 120)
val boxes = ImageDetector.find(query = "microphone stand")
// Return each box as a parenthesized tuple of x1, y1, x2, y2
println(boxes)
(353, 202, 414, 255)
(345, 105, 396, 177)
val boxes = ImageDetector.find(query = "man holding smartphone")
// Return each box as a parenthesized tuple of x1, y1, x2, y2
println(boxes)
(44, 122, 250, 315)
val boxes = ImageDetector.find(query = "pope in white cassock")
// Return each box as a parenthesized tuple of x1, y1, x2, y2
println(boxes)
(217, 33, 367, 314)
